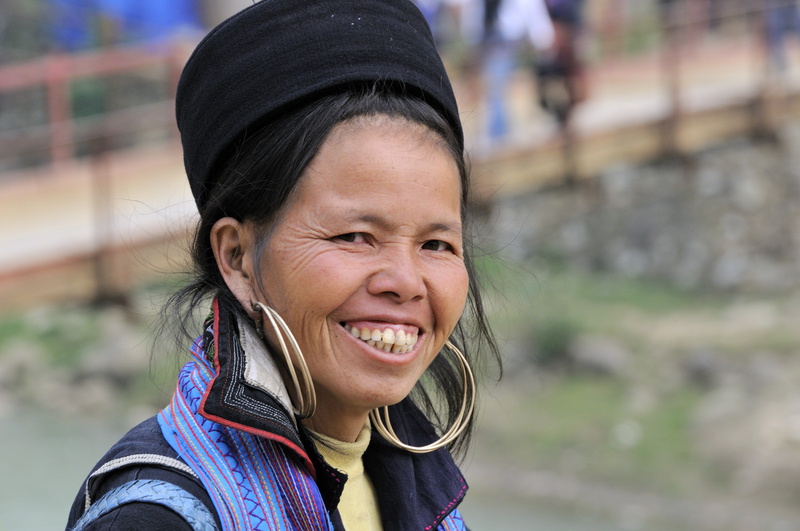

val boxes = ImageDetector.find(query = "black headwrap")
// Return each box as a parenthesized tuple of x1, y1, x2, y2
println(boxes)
(176, 0, 462, 209)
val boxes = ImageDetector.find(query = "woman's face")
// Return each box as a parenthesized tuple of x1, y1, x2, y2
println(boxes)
(257, 117, 468, 435)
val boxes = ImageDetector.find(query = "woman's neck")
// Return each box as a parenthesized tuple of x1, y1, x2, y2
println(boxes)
(301, 404, 370, 443)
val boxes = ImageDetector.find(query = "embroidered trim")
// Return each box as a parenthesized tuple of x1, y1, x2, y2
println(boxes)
(425, 475, 468, 530)
(198, 298, 314, 475)
(157, 319, 333, 530)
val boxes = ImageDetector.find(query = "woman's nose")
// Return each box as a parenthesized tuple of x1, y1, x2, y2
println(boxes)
(367, 248, 426, 303)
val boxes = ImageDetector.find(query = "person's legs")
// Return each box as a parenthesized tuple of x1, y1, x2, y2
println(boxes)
(766, 5, 790, 70)
(483, 41, 517, 142)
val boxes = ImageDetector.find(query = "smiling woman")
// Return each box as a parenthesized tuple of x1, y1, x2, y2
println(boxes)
(214, 119, 470, 443)
(65, 2, 500, 530)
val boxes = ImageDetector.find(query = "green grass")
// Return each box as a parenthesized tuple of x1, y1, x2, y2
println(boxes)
(478, 253, 721, 318)
(0, 307, 102, 368)
(630, 388, 700, 474)
(0, 316, 26, 346)
(474, 253, 800, 355)
(477, 375, 705, 496)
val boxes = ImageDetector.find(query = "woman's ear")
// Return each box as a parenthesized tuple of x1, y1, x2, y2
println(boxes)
(210, 217, 258, 309)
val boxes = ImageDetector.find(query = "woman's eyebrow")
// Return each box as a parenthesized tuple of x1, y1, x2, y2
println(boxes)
(427, 221, 462, 234)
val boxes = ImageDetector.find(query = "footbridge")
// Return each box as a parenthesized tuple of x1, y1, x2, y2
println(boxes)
(2, 5, 799, 312)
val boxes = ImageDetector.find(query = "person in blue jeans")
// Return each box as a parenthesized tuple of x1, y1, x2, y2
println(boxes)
(479, 0, 554, 145)
(764, 0, 800, 72)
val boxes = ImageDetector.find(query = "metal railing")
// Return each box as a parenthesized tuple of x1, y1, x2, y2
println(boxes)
(0, 1, 796, 178)
(0, 44, 187, 172)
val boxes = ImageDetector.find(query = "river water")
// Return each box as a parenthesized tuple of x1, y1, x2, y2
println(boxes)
(1, 409, 672, 531)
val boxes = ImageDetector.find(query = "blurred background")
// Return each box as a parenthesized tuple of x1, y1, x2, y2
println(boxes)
(4, 0, 800, 529)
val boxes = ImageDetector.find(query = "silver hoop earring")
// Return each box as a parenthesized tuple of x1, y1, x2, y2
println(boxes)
(369, 340, 475, 454)
(252, 302, 316, 419)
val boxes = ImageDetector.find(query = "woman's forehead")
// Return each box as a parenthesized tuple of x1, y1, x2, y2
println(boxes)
(286, 120, 462, 221)
(309, 120, 458, 185)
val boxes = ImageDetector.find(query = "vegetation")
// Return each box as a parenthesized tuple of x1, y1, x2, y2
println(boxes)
(472, 254, 800, 503)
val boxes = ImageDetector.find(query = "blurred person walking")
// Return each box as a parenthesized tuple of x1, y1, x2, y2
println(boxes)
(534, 0, 588, 128)
(476, 0, 554, 147)
(763, 0, 800, 72)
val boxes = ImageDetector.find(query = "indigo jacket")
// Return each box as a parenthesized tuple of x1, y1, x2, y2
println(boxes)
(66, 298, 469, 530)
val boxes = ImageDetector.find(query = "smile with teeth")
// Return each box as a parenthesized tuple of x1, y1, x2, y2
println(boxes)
(344, 324, 419, 353)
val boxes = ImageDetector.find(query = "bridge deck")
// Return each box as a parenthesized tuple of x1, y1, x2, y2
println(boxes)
(2, 34, 800, 312)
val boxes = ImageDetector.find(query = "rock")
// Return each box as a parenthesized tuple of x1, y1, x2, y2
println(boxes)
(682, 346, 723, 389)
(627, 384, 658, 415)
(612, 419, 643, 449)
(720, 212, 748, 245)
(599, 163, 637, 207)
(711, 249, 749, 289)
(750, 257, 794, 292)
(673, 240, 711, 289)
(695, 165, 727, 198)
(649, 233, 680, 274)
(80, 306, 150, 384)
(609, 241, 648, 277)
(560, 220, 589, 254)
(71, 376, 118, 416)
(0, 339, 47, 390)
(568, 335, 632, 377)
(33, 371, 77, 414)
(732, 171, 768, 212)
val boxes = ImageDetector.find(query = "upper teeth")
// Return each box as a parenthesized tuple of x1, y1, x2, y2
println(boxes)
(345, 324, 418, 353)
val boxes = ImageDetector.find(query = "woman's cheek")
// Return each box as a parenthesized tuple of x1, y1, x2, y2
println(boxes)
(435, 262, 470, 330)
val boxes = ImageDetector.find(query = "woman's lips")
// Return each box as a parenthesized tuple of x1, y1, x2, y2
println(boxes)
(342, 323, 419, 354)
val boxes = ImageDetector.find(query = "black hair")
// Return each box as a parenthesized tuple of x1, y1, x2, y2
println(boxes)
(162, 83, 501, 457)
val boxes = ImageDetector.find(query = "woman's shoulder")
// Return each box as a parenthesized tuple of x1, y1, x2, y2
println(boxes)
(65, 416, 220, 531)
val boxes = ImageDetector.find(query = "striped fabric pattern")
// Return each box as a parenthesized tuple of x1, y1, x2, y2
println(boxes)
(438, 509, 467, 531)
(158, 336, 333, 531)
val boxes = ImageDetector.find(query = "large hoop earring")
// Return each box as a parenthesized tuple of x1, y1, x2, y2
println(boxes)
(369, 340, 475, 454)
(252, 302, 316, 419)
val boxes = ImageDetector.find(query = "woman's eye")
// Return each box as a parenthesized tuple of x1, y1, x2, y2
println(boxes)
(422, 240, 451, 252)
(334, 232, 364, 243)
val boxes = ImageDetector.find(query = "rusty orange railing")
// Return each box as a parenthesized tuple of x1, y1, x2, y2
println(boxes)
(0, 44, 188, 170)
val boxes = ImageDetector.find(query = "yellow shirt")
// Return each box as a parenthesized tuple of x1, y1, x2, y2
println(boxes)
(311, 423, 384, 531)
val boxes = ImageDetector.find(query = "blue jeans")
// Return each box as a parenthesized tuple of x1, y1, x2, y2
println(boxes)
(483, 41, 519, 141)
(765, 4, 800, 70)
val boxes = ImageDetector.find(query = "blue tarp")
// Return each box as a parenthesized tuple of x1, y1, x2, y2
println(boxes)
(50, 0, 95, 51)
(49, 0, 201, 50)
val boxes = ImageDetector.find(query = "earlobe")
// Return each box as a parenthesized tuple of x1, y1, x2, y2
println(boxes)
(210, 217, 257, 309)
